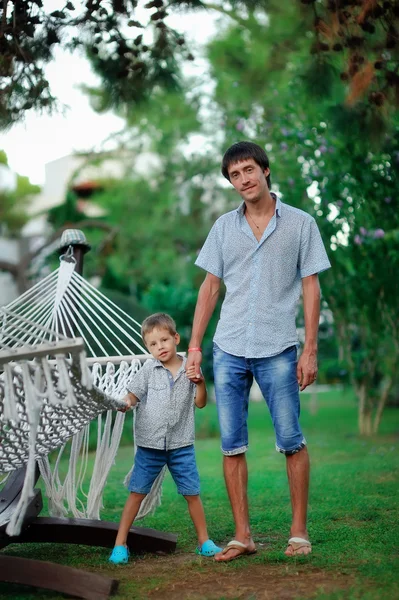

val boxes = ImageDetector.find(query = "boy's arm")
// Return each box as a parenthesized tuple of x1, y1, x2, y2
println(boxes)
(118, 391, 139, 412)
(187, 366, 207, 408)
(194, 379, 207, 409)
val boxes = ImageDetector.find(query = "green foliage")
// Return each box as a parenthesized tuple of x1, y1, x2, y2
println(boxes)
(0, 155, 40, 234)
(301, 0, 399, 110)
(301, 57, 340, 100)
(0, 0, 200, 128)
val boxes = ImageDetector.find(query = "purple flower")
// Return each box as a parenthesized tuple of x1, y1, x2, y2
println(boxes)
(297, 132, 305, 140)
(287, 177, 295, 187)
(384, 196, 392, 204)
(336, 200, 343, 208)
(281, 127, 289, 136)
(319, 145, 328, 154)
(359, 227, 368, 236)
(280, 142, 288, 151)
(374, 229, 385, 239)
(236, 120, 245, 132)
(354, 235, 362, 245)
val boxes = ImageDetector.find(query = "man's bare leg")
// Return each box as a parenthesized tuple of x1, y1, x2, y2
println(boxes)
(285, 447, 311, 556)
(215, 453, 256, 561)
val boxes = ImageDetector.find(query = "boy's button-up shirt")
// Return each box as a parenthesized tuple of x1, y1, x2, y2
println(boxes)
(195, 196, 331, 359)
(127, 356, 196, 450)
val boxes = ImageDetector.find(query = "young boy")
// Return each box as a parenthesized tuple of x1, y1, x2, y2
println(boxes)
(109, 312, 221, 564)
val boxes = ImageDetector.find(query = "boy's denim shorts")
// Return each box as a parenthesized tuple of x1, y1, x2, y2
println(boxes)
(213, 343, 306, 456)
(128, 444, 200, 496)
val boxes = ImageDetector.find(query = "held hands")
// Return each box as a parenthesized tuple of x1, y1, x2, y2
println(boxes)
(296, 350, 318, 391)
(117, 393, 136, 412)
(186, 364, 204, 385)
(185, 349, 203, 384)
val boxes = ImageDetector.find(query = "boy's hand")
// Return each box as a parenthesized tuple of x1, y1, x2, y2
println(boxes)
(118, 393, 135, 412)
(186, 365, 204, 384)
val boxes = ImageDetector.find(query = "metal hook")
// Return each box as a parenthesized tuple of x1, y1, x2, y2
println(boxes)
(59, 245, 77, 264)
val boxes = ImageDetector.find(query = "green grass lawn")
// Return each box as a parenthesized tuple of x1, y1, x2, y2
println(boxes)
(1, 388, 398, 599)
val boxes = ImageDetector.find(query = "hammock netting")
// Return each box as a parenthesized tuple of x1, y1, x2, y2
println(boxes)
(0, 251, 165, 536)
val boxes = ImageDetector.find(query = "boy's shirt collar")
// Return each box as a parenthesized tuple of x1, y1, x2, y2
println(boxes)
(153, 354, 186, 375)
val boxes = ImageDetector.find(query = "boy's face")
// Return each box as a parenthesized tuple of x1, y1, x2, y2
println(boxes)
(144, 327, 180, 363)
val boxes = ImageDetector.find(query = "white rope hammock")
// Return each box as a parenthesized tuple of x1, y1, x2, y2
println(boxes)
(0, 250, 166, 536)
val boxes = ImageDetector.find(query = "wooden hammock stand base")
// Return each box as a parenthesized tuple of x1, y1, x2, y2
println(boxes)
(0, 468, 177, 600)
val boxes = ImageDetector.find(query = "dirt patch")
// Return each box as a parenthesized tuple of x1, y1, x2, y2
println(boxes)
(115, 551, 355, 600)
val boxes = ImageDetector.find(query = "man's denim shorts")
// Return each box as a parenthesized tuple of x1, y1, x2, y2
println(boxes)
(128, 444, 200, 495)
(213, 343, 306, 456)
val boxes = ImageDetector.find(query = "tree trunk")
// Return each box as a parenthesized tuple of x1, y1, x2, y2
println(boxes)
(363, 409, 372, 436)
(357, 383, 367, 434)
(372, 377, 393, 434)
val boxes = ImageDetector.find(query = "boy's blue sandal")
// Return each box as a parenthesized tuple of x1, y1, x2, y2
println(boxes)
(195, 539, 222, 557)
(109, 545, 130, 564)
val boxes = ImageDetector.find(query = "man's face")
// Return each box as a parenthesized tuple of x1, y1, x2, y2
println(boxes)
(144, 327, 180, 363)
(227, 158, 270, 204)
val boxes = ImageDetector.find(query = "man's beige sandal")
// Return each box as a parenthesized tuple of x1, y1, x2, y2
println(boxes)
(216, 539, 257, 562)
(287, 537, 312, 555)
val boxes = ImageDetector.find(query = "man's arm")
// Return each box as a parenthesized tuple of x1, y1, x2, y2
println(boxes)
(186, 272, 221, 380)
(297, 274, 320, 391)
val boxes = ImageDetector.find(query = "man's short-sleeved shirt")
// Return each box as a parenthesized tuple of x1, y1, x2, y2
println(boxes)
(195, 195, 331, 358)
(127, 356, 196, 450)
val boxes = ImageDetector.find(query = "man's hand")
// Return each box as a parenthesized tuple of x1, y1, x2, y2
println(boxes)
(297, 350, 318, 391)
(185, 350, 203, 383)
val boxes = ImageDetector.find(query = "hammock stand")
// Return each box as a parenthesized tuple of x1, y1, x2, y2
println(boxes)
(0, 232, 177, 600)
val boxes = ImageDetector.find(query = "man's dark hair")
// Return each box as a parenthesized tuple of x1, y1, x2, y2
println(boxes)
(221, 141, 271, 189)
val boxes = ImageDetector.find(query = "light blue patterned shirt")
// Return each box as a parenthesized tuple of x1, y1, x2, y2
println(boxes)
(127, 357, 196, 450)
(195, 195, 331, 358)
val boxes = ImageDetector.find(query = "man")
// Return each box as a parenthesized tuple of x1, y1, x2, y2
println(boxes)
(186, 141, 331, 561)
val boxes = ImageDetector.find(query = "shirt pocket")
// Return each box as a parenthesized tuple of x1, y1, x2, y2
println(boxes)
(146, 383, 168, 405)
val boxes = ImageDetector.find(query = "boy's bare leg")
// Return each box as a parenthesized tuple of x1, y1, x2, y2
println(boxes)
(285, 447, 311, 556)
(184, 495, 209, 546)
(215, 454, 255, 561)
(114, 492, 146, 547)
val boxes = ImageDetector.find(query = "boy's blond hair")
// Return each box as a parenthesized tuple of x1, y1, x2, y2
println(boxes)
(141, 313, 177, 341)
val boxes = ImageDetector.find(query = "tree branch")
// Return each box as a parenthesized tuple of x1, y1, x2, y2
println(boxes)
(0, 260, 18, 275)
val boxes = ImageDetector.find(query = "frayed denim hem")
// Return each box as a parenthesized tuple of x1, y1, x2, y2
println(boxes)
(221, 444, 248, 456)
(276, 439, 307, 456)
